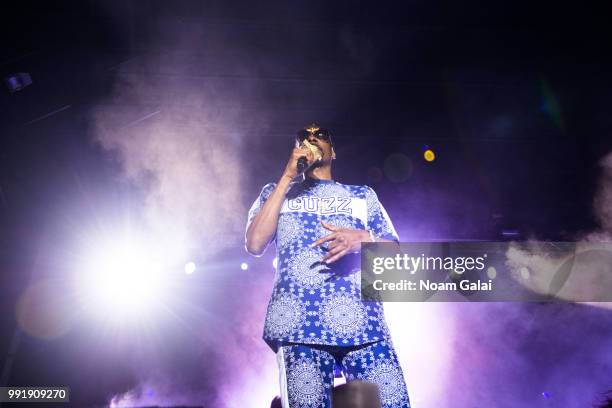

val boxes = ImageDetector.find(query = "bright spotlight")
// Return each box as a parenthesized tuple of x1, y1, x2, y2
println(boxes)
(75, 237, 166, 319)
(184, 261, 196, 274)
(240, 262, 249, 271)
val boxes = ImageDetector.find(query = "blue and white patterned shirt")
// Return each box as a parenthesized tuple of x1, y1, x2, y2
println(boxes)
(246, 177, 399, 352)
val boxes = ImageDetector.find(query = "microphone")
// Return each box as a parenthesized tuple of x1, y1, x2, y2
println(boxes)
(297, 156, 309, 173)
(297, 140, 322, 174)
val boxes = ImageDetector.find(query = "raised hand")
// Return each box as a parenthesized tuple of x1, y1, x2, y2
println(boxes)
(311, 221, 370, 264)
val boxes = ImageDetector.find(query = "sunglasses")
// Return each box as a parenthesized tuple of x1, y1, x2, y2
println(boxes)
(296, 128, 332, 143)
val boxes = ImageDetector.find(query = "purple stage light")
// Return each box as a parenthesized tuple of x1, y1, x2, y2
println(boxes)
(4, 72, 32, 93)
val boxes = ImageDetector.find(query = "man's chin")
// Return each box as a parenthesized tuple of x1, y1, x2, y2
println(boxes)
(311, 159, 327, 169)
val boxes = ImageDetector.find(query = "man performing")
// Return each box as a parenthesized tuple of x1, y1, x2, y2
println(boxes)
(245, 124, 411, 408)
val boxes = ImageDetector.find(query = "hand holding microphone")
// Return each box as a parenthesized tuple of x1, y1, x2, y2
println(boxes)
(283, 140, 323, 179)
(297, 139, 323, 173)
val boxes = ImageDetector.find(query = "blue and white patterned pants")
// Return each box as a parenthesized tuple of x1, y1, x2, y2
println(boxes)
(276, 340, 411, 408)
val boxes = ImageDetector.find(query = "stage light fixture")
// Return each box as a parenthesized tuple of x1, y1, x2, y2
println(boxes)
(4, 72, 32, 93)
(423, 149, 435, 162)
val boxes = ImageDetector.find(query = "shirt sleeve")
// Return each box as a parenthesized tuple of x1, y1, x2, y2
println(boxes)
(365, 186, 400, 242)
(246, 182, 277, 233)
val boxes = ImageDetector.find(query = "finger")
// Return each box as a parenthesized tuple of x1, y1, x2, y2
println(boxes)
(306, 149, 315, 163)
(327, 239, 342, 252)
(321, 221, 340, 231)
(295, 148, 315, 165)
(323, 244, 346, 261)
(327, 234, 349, 251)
(311, 233, 337, 247)
(325, 248, 349, 264)
(294, 146, 310, 159)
